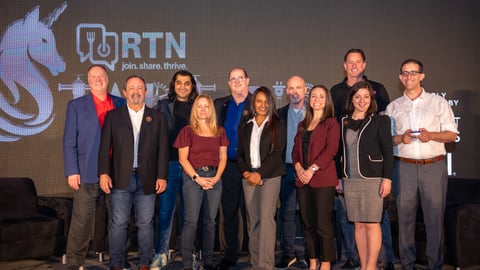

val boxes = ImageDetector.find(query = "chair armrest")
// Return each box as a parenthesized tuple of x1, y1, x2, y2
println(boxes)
(445, 203, 480, 267)
(37, 196, 73, 237)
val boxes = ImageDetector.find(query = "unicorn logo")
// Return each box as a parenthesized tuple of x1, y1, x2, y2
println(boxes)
(0, 2, 67, 142)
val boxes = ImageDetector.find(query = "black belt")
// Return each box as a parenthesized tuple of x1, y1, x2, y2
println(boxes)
(198, 166, 217, 172)
(395, 155, 444, 165)
(132, 168, 139, 174)
(286, 163, 293, 168)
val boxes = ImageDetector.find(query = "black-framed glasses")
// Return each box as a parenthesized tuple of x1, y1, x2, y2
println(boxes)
(400, 70, 422, 77)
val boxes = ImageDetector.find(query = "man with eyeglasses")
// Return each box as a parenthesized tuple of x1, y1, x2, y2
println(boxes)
(385, 59, 458, 270)
(214, 67, 252, 270)
(330, 48, 393, 270)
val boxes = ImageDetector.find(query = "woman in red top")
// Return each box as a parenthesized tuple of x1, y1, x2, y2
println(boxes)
(173, 94, 229, 270)
(292, 85, 340, 270)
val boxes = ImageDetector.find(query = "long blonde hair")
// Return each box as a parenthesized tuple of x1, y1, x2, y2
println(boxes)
(189, 94, 220, 136)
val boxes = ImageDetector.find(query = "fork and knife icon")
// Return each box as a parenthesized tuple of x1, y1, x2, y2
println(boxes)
(85, 31, 110, 58)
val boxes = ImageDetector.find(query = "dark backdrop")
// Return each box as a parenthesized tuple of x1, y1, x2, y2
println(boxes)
(1, 0, 478, 194)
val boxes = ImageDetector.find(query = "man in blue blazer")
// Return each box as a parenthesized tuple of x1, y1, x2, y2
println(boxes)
(63, 65, 125, 269)
(99, 75, 169, 270)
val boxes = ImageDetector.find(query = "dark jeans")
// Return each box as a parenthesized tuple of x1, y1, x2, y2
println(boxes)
(155, 161, 183, 255)
(219, 160, 245, 263)
(379, 208, 396, 266)
(109, 173, 156, 268)
(335, 194, 358, 261)
(278, 165, 297, 257)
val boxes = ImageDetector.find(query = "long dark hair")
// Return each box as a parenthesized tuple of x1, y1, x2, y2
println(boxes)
(247, 86, 279, 151)
(302, 85, 335, 130)
(167, 70, 198, 103)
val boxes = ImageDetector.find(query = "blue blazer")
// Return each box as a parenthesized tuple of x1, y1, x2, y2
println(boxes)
(63, 93, 125, 184)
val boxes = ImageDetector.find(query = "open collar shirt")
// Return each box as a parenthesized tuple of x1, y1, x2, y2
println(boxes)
(127, 104, 145, 168)
(385, 88, 458, 159)
(286, 105, 305, 163)
(248, 117, 269, 169)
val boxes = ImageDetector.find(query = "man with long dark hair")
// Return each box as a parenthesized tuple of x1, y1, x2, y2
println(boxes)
(151, 70, 198, 270)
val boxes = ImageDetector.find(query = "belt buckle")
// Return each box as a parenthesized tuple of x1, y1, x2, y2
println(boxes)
(201, 166, 209, 171)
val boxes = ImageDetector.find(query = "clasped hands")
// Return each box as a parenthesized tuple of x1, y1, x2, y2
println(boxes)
(295, 164, 314, 184)
(194, 176, 218, 190)
(243, 171, 263, 186)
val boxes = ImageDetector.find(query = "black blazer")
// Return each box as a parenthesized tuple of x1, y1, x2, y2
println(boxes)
(339, 114, 393, 180)
(277, 104, 289, 122)
(237, 117, 286, 178)
(98, 105, 169, 194)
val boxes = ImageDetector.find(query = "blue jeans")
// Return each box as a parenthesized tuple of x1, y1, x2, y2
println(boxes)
(278, 165, 297, 257)
(154, 161, 183, 254)
(379, 209, 395, 266)
(181, 168, 222, 268)
(110, 173, 156, 268)
(336, 194, 358, 261)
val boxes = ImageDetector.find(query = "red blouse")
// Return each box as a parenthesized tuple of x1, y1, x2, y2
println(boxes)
(173, 126, 229, 169)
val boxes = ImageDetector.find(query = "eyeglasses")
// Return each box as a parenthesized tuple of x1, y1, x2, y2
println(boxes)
(228, 76, 245, 83)
(400, 70, 422, 77)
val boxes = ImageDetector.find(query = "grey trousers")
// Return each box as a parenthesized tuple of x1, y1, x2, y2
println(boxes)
(396, 159, 447, 270)
(242, 176, 281, 270)
(66, 183, 105, 266)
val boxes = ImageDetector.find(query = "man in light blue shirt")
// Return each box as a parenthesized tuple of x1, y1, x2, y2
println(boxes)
(276, 75, 306, 269)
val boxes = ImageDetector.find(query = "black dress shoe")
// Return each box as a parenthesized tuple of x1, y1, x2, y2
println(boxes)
(214, 259, 235, 270)
(341, 259, 360, 269)
(383, 262, 395, 270)
(204, 264, 215, 270)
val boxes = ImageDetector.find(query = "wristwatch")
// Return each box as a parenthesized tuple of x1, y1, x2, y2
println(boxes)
(192, 174, 199, 181)
(311, 166, 318, 173)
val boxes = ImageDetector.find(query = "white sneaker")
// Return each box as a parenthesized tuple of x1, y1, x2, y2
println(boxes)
(150, 252, 168, 270)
